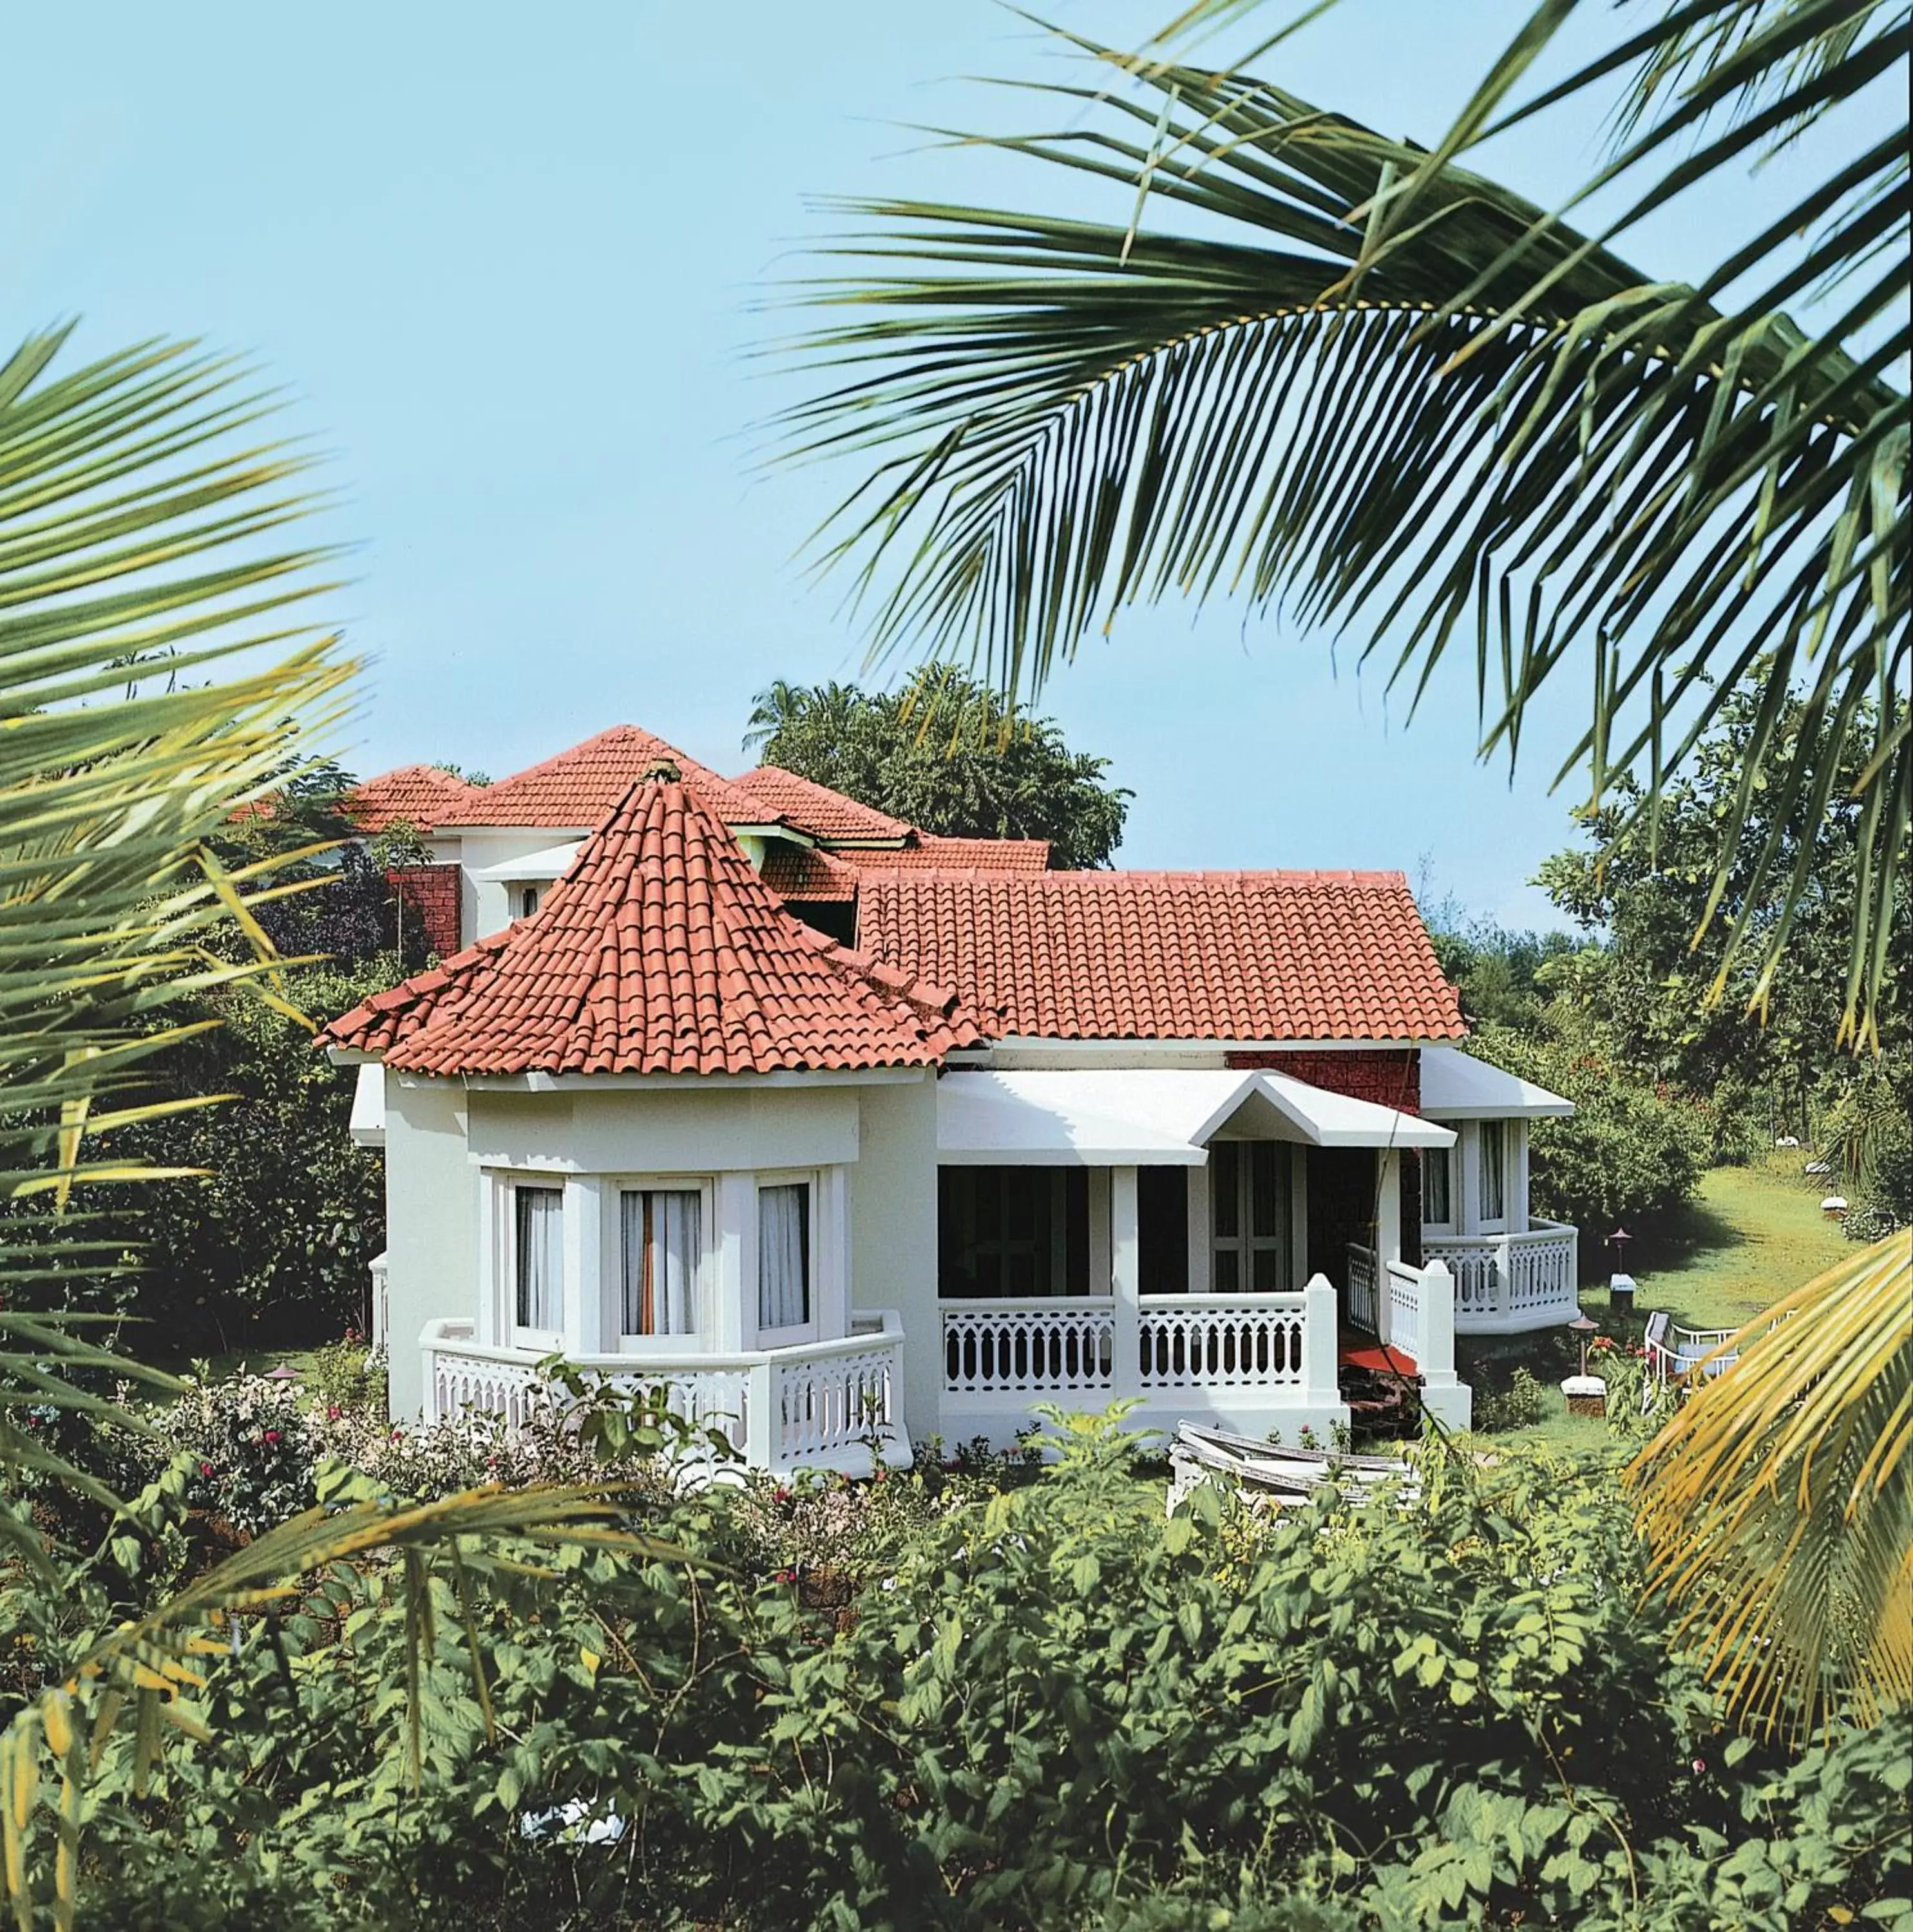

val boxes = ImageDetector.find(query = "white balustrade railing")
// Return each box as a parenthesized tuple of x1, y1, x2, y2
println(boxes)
(1423, 1219, 1579, 1331)
(1345, 1244, 1378, 1333)
(942, 1298, 1116, 1396)
(1138, 1294, 1305, 1389)
(419, 1312, 907, 1472)
(1385, 1262, 1426, 1364)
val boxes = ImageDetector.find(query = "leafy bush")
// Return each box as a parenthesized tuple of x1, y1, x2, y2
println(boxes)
(1469, 1023, 1712, 1230)
(47, 1408, 1912, 1931)
(97, 958, 404, 1352)
(1472, 1363, 1548, 1432)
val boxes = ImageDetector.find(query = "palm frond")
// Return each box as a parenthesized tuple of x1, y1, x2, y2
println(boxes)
(779, 12, 1908, 1041)
(1628, 1232, 1913, 1739)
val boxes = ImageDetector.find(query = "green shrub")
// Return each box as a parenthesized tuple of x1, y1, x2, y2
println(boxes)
(43, 1407, 1913, 1932)
(1472, 1363, 1548, 1432)
(1469, 1023, 1712, 1230)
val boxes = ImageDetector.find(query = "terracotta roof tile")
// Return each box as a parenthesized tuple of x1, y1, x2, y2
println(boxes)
(347, 765, 482, 834)
(437, 726, 774, 829)
(730, 767, 912, 842)
(758, 845, 862, 903)
(321, 780, 984, 1076)
(853, 869, 1465, 1043)
(843, 834, 1051, 873)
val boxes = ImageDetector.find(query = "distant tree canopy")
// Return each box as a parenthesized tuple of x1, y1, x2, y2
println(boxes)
(745, 670, 1131, 870)
(1536, 686, 1910, 1128)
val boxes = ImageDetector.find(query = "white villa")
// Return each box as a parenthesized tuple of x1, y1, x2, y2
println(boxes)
(325, 726, 1581, 1473)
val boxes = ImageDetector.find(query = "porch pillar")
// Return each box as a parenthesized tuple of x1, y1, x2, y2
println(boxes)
(1511, 1121, 1531, 1235)
(1376, 1150, 1403, 1272)
(1416, 1257, 1469, 1428)
(1301, 1273, 1341, 1410)
(1110, 1165, 1141, 1397)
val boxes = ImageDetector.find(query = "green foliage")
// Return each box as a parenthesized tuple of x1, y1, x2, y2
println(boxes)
(745, 668, 1131, 869)
(1424, 914, 1581, 1036)
(1537, 686, 1910, 1137)
(1473, 1364, 1548, 1434)
(36, 1408, 1911, 1931)
(95, 958, 401, 1352)
(1469, 1022, 1712, 1233)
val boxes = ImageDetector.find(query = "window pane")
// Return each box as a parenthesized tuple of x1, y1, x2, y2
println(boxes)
(1250, 1142, 1282, 1241)
(1252, 1247, 1282, 1292)
(515, 1186, 563, 1331)
(759, 1184, 811, 1329)
(1213, 1248, 1240, 1295)
(1210, 1143, 1240, 1239)
(621, 1189, 700, 1336)
(1424, 1148, 1451, 1224)
(1479, 1126, 1506, 1222)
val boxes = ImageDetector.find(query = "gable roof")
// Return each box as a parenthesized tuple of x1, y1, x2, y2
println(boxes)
(853, 869, 1465, 1043)
(435, 726, 776, 830)
(729, 766, 912, 843)
(347, 764, 482, 834)
(322, 777, 983, 1077)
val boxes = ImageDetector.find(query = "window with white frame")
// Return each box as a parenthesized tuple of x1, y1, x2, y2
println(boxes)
(619, 1187, 703, 1340)
(1478, 1122, 1507, 1226)
(1210, 1141, 1290, 1294)
(515, 884, 542, 920)
(757, 1180, 814, 1338)
(1423, 1144, 1453, 1228)
(512, 1184, 564, 1339)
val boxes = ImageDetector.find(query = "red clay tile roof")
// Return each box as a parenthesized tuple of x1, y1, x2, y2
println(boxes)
(347, 765, 482, 833)
(730, 767, 912, 843)
(757, 844, 863, 904)
(843, 834, 1051, 873)
(322, 779, 983, 1076)
(436, 726, 776, 830)
(853, 870, 1465, 1043)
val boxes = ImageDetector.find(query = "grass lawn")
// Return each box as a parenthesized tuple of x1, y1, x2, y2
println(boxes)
(1463, 1151, 1854, 1454)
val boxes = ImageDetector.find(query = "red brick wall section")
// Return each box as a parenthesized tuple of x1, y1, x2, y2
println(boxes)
(1223, 1048, 1421, 1113)
(388, 864, 461, 959)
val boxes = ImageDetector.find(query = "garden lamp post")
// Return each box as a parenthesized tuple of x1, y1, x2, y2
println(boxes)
(1606, 1226, 1636, 1315)
(1563, 1313, 1606, 1419)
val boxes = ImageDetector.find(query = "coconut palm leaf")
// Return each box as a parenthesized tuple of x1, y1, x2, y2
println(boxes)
(1628, 1231, 1913, 1739)
(779, 6, 1908, 1042)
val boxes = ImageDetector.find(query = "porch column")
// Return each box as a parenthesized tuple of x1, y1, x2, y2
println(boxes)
(1456, 1122, 1481, 1237)
(1376, 1150, 1404, 1273)
(1110, 1165, 1141, 1396)
(1185, 1161, 1211, 1296)
(1288, 1146, 1308, 1292)
(712, 1172, 753, 1354)
(1511, 1121, 1531, 1235)
(1301, 1273, 1341, 1410)
(1415, 1258, 1469, 1430)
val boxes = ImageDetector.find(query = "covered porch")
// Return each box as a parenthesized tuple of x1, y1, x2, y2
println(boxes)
(935, 1068, 1470, 1439)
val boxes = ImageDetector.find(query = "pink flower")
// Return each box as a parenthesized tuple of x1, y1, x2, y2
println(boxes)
(1691, 1757, 1706, 1776)
(326, 1405, 342, 1421)
(774, 1568, 796, 1585)
(199, 1461, 214, 1477)
(262, 1430, 281, 1446)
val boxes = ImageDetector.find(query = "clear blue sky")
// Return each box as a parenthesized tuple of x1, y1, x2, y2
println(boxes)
(11, 3, 1869, 927)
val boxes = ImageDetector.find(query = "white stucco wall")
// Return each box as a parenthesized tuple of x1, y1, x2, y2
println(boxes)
(382, 1077, 481, 1419)
(848, 1073, 941, 1444)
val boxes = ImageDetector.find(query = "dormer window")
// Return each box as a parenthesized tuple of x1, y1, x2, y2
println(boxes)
(517, 884, 542, 920)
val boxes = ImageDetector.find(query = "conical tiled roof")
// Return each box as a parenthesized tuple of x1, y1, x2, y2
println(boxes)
(322, 777, 982, 1076)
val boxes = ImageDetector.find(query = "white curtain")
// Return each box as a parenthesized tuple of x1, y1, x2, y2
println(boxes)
(758, 1184, 810, 1330)
(622, 1190, 700, 1336)
(1424, 1147, 1452, 1224)
(515, 1187, 563, 1331)
(1479, 1125, 1506, 1222)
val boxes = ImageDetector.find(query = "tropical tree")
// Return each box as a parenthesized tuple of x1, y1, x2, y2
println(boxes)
(746, 667, 1132, 867)
(779, 0, 1909, 1736)
(0, 327, 661, 1927)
